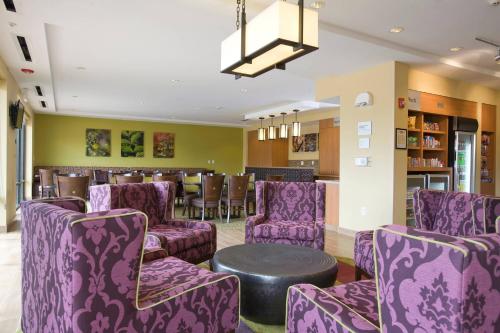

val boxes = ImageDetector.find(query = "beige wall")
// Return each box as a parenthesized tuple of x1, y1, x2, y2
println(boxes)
(317, 62, 402, 231)
(0, 58, 34, 232)
(408, 68, 500, 195)
(243, 107, 339, 166)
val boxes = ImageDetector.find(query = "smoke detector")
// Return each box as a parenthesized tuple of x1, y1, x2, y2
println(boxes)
(487, 0, 499, 6)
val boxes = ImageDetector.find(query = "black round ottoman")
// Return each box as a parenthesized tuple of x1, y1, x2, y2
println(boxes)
(210, 243, 338, 325)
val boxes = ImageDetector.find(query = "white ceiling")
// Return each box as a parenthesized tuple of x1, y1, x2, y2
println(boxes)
(0, 0, 499, 126)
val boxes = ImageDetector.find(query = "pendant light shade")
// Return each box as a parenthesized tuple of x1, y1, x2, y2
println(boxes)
(258, 117, 266, 141)
(268, 115, 277, 140)
(292, 109, 301, 137)
(221, 0, 319, 78)
(279, 112, 288, 139)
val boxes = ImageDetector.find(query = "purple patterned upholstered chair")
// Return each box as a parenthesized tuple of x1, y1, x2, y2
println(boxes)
(90, 181, 216, 264)
(354, 189, 500, 279)
(287, 224, 500, 333)
(245, 181, 326, 250)
(21, 198, 240, 333)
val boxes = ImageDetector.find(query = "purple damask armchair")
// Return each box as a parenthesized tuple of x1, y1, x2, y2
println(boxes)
(354, 189, 500, 279)
(245, 181, 326, 250)
(90, 181, 216, 264)
(287, 224, 500, 333)
(21, 198, 240, 333)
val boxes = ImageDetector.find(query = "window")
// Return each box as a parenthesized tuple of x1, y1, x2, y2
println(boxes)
(16, 124, 26, 207)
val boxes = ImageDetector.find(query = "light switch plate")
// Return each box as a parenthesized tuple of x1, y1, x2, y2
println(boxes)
(354, 157, 369, 167)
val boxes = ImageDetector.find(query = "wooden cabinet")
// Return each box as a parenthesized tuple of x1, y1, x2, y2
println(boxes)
(247, 130, 288, 167)
(481, 103, 496, 133)
(319, 119, 340, 176)
(418, 92, 477, 119)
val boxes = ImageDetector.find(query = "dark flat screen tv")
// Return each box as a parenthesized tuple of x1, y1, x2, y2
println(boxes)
(9, 100, 25, 129)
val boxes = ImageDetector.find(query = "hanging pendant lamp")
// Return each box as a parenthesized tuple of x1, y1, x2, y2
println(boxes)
(279, 112, 288, 139)
(268, 115, 277, 140)
(292, 109, 301, 137)
(221, 0, 319, 78)
(258, 117, 266, 141)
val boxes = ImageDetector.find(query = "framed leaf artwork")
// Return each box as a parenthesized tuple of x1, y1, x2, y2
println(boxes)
(121, 130, 144, 157)
(153, 132, 175, 158)
(86, 128, 111, 157)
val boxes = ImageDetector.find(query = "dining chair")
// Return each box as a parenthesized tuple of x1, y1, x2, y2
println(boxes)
(83, 169, 95, 186)
(266, 174, 285, 181)
(242, 172, 256, 215)
(92, 169, 109, 185)
(115, 174, 144, 184)
(39, 169, 57, 198)
(222, 175, 249, 223)
(181, 172, 202, 217)
(152, 173, 178, 183)
(192, 174, 225, 222)
(56, 175, 89, 200)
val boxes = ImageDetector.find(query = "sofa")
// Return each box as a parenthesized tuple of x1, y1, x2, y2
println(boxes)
(21, 197, 240, 333)
(287, 224, 500, 333)
(354, 189, 500, 279)
(245, 181, 326, 250)
(90, 181, 216, 264)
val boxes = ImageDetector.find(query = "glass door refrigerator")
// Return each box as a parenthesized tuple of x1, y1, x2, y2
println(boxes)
(449, 117, 478, 193)
(427, 174, 450, 191)
(407, 175, 427, 227)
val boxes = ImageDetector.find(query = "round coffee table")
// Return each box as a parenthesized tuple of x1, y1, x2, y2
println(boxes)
(211, 243, 337, 325)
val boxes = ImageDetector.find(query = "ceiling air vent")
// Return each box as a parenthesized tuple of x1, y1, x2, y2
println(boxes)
(35, 85, 43, 96)
(3, 0, 16, 12)
(16, 36, 32, 62)
(40, 101, 47, 108)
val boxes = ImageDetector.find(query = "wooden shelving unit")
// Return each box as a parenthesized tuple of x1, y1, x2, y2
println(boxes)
(480, 103, 496, 196)
(407, 110, 449, 171)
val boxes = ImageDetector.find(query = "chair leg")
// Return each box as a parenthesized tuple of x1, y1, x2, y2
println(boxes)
(218, 203, 223, 223)
(355, 266, 362, 281)
(227, 204, 231, 223)
(202, 206, 205, 221)
(243, 201, 248, 218)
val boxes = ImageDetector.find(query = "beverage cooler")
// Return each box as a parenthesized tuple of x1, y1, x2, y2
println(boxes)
(449, 117, 478, 193)
(406, 174, 450, 226)
(406, 175, 427, 227)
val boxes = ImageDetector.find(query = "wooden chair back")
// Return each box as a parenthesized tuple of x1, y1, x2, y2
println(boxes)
(266, 174, 285, 182)
(228, 175, 249, 201)
(202, 174, 225, 202)
(153, 174, 178, 183)
(57, 175, 89, 199)
(116, 175, 144, 184)
(39, 169, 55, 187)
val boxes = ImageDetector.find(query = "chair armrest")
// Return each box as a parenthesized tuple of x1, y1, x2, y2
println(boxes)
(30, 196, 87, 213)
(374, 224, 500, 332)
(496, 216, 500, 233)
(287, 284, 379, 333)
(313, 218, 325, 250)
(245, 214, 267, 243)
(164, 219, 217, 254)
(143, 247, 168, 263)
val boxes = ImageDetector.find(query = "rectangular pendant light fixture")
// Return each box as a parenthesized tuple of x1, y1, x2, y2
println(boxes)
(221, 0, 319, 78)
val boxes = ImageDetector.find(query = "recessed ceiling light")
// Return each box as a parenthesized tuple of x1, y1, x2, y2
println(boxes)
(389, 27, 404, 33)
(216, 106, 224, 110)
(240, 88, 248, 93)
(171, 79, 180, 84)
(310, 1, 325, 9)
(76, 66, 86, 70)
(8, 22, 16, 27)
(72, 95, 78, 98)
(449, 47, 463, 52)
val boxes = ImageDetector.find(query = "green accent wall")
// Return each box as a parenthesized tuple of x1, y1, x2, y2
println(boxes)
(34, 114, 244, 174)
